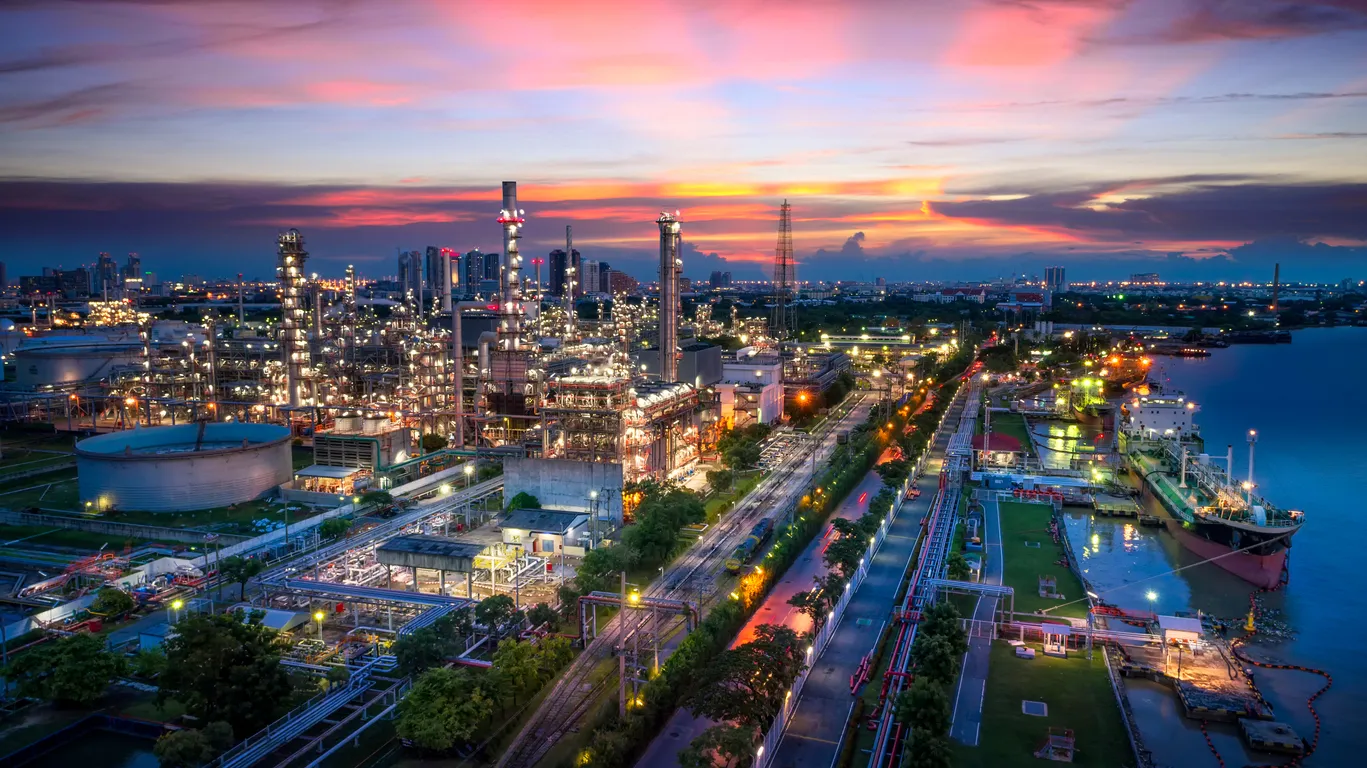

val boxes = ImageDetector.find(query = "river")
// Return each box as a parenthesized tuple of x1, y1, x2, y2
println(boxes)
(1047, 326, 1366, 766)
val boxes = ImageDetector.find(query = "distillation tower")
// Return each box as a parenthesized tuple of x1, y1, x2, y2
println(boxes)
(656, 212, 682, 383)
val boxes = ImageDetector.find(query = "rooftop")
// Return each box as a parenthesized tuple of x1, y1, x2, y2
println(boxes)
(377, 535, 488, 560)
(501, 508, 588, 534)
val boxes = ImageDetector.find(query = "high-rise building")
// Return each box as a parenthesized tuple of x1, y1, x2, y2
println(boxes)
(0, 261, 7, 289)
(482, 250, 500, 284)
(463, 249, 483, 291)
(397, 250, 423, 294)
(548, 248, 582, 297)
(607, 270, 638, 295)
(581, 260, 601, 296)
(95, 252, 119, 297)
(709, 270, 732, 289)
(1045, 266, 1066, 292)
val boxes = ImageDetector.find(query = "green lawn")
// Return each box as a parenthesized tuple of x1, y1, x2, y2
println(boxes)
(0, 523, 180, 552)
(997, 501, 1088, 619)
(102, 498, 320, 533)
(953, 643, 1133, 768)
(991, 413, 1036, 457)
(0, 468, 81, 510)
(703, 471, 762, 522)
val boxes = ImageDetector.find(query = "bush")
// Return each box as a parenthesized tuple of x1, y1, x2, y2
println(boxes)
(90, 586, 135, 617)
(3, 632, 124, 706)
(154, 722, 233, 768)
(506, 491, 541, 510)
(420, 433, 449, 453)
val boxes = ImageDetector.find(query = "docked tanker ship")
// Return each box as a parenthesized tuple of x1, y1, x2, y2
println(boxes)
(1118, 387, 1304, 587)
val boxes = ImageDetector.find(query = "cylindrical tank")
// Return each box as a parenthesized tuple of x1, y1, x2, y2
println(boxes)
(13, 341, 143, 388)
(76, 423, 292, 512)
(363, 415, 387, 435)
(336, 412, 363, 432)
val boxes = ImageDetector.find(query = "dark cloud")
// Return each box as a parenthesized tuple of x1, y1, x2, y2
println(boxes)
(1101, 1, 1367, 45)
(931, 182, 1367, 243)
(0, 83, 142, 127)
(3, 178, 1366, 284)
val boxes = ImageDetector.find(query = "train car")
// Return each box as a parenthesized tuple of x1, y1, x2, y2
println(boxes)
(725, 518, 776, 572)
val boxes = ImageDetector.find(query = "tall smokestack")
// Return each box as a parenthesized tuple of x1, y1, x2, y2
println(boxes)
(1271, 262, 1280, 315)
(656, 211, 682, 382)
(497, 182, 524, 351)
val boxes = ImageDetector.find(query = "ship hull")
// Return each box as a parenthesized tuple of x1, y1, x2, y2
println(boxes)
(1164, 520, 1287, 588)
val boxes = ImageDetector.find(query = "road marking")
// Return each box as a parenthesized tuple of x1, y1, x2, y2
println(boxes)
(826, 701, 858, 768)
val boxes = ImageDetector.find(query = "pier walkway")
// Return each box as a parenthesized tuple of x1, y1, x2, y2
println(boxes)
(949, 490, 1004, 746)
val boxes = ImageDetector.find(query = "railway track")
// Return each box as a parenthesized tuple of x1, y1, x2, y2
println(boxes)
(496, 398, 871, 768)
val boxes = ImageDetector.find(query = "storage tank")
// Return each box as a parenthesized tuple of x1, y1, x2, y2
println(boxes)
(76, 422, 292, 512)
(13, 340, 143, 388)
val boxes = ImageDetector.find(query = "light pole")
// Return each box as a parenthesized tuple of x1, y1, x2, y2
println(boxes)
(464, 462, 475, 490)
(314, 610, 325, 640)
(589, 490, 599, 550)
(170, 598, 184, 626)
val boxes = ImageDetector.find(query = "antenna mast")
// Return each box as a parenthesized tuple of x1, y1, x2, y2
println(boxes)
(771, 200, 796, 353)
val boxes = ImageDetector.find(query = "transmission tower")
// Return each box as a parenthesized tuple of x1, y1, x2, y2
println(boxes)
(771, 200, 796, 352)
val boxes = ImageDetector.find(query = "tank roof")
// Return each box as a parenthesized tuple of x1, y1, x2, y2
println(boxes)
(77, 422, 291, 457)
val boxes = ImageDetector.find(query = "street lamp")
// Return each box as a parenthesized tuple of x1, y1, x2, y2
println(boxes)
(171, 598, 184, 625)
(464, 462, 475, 489)
(314, 610, 325, 640)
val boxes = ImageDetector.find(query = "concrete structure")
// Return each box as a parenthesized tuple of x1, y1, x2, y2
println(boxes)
(503, 456, 624, 528)
(1045, 265, 1066, 293)
(500, 508, 589, 555)
(76, 422, 292, 511)
(718, 353, 783, 426)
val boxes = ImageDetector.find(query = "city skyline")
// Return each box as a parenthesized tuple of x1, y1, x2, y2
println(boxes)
(2, 0, 1366, 282)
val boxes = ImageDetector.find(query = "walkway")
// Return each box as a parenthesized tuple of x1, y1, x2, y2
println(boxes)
(767, 468, 940, 767)
(949, 491, 1004, 746)
(634, 470, 887, 767)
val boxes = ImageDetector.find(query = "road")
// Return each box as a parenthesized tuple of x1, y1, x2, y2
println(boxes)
(949, 490, 1004, 746)
(496, 398, 872, 768)
(634, 469, 887, 767)
(768, 396, 960, 768)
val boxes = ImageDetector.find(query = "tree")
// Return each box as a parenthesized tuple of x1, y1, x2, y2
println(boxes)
(910, 635, 959, 687)
(475, 594, 521, 639)
(420, 432, 449, 453)
(534, 635, 574, 679)
(685, 624, 806, 729)
(90, 586, 135, 617)
(131, 647, 168, 680)
(154, 722, 234, 768)
(2, 632, 124, 706)
(360, 490, 394, 509)
(679, 724, 756, 768)
(506, 491, 541, 510)
(490, 638, 541, 702)
(706, 468, 735, 493)
(788, 574, 840, 632)
(896, 677, 952, 736)
(217, 555, 264, 600)
(526, 602, 559, 630)
(158, 610, 293, 736)
(318, 517, 353, 541)
(946, 552, 970, 582)
(396, 668, 494, 751)
(394, 611, 468, 677)
(722, 441, 761, 470)
(905, 727, 954, 768)
(325, 665, 351, 691)
(920, 601, 968, 657)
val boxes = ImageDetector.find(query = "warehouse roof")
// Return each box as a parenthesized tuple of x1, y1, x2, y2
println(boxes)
(377, 535, 487, 560)
(501, 508, 588, 534)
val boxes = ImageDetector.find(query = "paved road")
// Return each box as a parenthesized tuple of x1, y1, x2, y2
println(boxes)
(634, 470, 887, 768)
(949, 491, 1004, 746)
(767, 472, 939, 767)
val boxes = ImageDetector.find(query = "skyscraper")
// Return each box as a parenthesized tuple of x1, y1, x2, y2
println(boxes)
(548, 248, 582, 297)
(463, 249, 483, 291)
(1045, 266, 1066, 292)
(95, 252, 119, 298)
(482, 250, 500, 282)
(581, 260, 601, 296)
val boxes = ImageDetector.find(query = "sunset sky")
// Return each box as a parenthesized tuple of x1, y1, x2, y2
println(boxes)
(2, 0, 1365, 283)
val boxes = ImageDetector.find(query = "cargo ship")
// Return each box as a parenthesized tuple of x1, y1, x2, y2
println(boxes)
(1118, 389, 1303, 587)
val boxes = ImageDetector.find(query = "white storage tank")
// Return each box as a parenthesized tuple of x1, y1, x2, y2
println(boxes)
(76, 422, 292, 512)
